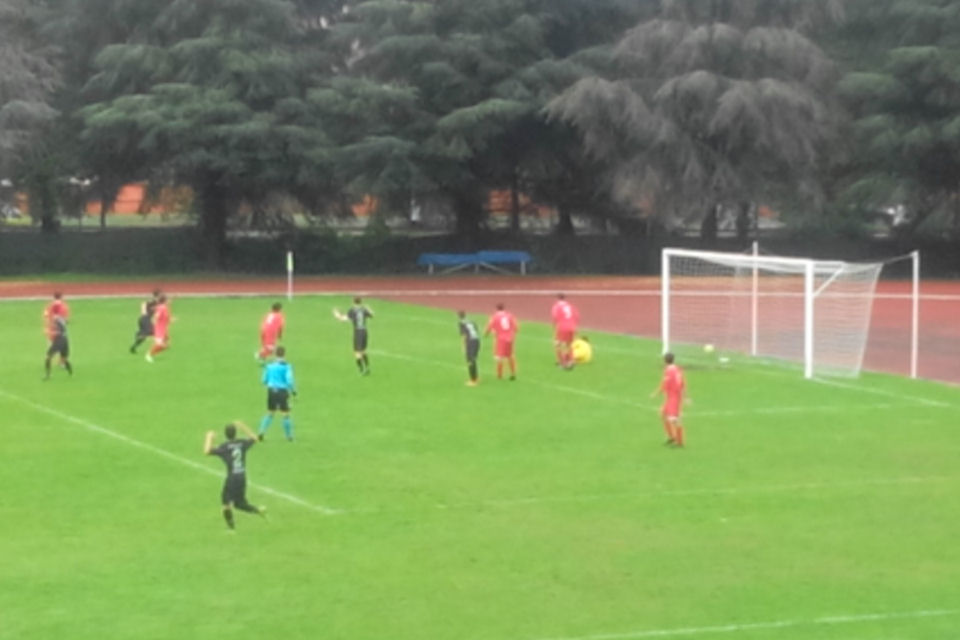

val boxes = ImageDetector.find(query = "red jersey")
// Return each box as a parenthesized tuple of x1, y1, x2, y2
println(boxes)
(261, 311, 285, 339)
(153, 302, 171, 332)
(486, 310, 518, 341)
(660, 364, 685, 400)
(44, 300, 70, 340)
(550, 300, 579, 330)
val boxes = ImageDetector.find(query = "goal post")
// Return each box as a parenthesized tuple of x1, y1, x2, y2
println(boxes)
(660, 247, 907, 379)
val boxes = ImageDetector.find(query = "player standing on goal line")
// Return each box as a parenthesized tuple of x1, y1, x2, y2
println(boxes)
(650, 352, 687, 447)
(203, 421, 266, 530)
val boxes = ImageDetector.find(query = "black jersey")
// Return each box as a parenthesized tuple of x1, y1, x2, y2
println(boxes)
(459, 318, 479, 342)
(51, 315, 68, 339)
(143, 299, 158, 319)
(347, 305, 373, 331)
(210, 439, 255, 476)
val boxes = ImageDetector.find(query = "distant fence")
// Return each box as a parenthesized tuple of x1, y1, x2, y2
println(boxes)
(1, 226, 959, 277)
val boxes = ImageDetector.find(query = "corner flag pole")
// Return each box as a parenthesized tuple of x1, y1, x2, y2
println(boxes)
(286, 250, 294, 301)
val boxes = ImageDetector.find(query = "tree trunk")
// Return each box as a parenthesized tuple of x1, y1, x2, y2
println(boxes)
(735, 201, 752, 241)
(509, 170, 521, 233)
(98, 182, 120, 230)
(700, 203, 718, 241)
(556, 202, 574, 236)
(196, 175, 231, 267)
(452, 185, 484, 242)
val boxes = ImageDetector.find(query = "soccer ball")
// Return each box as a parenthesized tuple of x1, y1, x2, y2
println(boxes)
(703, 343, 715, 354)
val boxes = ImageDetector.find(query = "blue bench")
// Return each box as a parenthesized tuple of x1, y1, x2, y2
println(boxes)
(417, 251, 532, 275)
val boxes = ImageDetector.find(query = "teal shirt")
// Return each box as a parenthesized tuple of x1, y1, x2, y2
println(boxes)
(262, 359, 295, 392)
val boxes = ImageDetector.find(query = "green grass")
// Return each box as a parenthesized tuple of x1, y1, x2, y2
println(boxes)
(1, 295, 958, 640)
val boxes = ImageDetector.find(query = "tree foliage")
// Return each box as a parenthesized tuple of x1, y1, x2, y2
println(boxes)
(548, 0, 843, 229)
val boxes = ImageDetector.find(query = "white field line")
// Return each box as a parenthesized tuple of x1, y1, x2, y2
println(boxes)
(531, 608, 960, 640)
(343, 474, 954, 515)
(368, 348, 937, 417)
(812, 376, 951, 407)
(0, 388, 340, 515)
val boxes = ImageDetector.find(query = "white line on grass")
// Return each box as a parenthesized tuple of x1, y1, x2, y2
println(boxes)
(343, 474, 953, 514)
(368, 349, 935, 416)
(530, 608, 960, 640)
(0, 388, 340, 516)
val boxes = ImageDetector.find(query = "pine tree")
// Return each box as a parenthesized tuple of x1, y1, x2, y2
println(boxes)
(547, 0, 844, 232)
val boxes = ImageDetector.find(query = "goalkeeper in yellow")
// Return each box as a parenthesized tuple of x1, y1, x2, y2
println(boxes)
(571, 335, 593, 364)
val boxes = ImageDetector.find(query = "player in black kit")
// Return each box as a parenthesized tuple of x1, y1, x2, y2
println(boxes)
(130, 289, 161, 354)
(334, 297, 374, 375)
(457, 310, 480, 386)
(44, 315, 73, 380)
(204, 421, 266, 530)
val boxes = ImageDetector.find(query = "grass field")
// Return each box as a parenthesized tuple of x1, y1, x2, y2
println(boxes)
(1, 294, 959, 640)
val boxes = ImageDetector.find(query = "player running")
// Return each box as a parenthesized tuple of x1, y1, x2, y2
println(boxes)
(257, 302, 286, 361)
(485, 302, 518, 380)
(333, 297, 373, 375)
(43, 314, 73, 380)
(258, 346, 296, 442)
(145, 294, 171, 363)
(130, 289, 161, 354)
(457, 310, 481, 386)
(203, 421, 266, 530)
(650, 352, 687, 447)
(550, 293, 579, 369)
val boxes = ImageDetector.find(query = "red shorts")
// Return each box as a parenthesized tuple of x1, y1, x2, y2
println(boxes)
(554, 327, 575, 343)
(662, 398, 681, 419)
(495, 339, 514, 358)
(153, 330, 169, 345)
(261, 331, 278, 348)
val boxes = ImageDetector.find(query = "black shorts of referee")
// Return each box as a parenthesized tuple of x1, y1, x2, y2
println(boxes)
(267, 388, 290, 412)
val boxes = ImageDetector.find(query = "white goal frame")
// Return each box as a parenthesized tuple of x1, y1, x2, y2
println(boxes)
(661, 246, 920, 379)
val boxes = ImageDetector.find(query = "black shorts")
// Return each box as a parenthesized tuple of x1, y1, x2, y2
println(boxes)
(353, 329, 368, 352)
(137, 315, 154, 337)
(47, 336, 69, 358)
(465, 338, 480, 362)
(267, 388, 290, 412)
(221, 474, 247, 506)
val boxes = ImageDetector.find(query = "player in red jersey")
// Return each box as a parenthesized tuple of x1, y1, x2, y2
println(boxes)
(650, 352, 687, 447)
(484, 302, 518, 380)
(146, 294, 171, 362)
(43, 292, 70, 342)
(550, 293, 579, 369)
(257, 302, 286, 361)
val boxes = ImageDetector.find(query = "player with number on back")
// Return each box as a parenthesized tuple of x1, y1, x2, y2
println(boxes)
(204, 421, 266, 530)
(333, 297, 374, 375)
(257, 302, 285, 362)
(550, 293, 580, 369)
(650, 352, 687, 447)
(457, 310, 481, 386)
(485, 302, 518, 381)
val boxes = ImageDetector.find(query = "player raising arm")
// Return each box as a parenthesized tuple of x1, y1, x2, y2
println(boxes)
(650, 352, 688, 447)
(333, 297, 373, 375)
(204, 421, 266, 530)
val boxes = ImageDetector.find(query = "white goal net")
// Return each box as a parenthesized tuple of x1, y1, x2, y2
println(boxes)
(661, 248, 889, 378)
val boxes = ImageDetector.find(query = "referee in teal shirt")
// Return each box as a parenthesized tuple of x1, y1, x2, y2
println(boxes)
(258, 346, 296, 441)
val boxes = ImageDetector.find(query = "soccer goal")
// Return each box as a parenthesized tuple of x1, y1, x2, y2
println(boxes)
(660, 246, 920, 378)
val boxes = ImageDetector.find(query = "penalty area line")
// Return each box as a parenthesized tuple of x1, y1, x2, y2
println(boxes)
(0, 388, 340, 516)
(531, 608, 960, 640)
